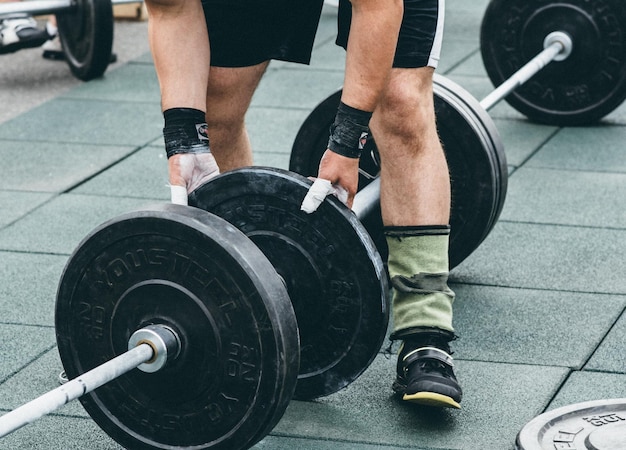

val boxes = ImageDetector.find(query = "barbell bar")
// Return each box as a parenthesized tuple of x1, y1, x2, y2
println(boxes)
(0, 324, 179, 439)
(480, 32, 573, 112)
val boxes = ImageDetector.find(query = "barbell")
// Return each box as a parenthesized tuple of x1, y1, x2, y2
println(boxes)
(0, 0, 140, 80)
(481, 0, 626, 125)
(290, 0, 626, 267)
(0, 168, 389, 449)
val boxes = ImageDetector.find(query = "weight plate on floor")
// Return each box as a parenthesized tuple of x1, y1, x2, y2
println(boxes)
(481, 0, 626, 125)
(56, 204, 299, 450)
(57, 0, 113, 81)
(289, 74, 507, 269)
(516, 398, 626, 449)
(189, 167, 389, 400)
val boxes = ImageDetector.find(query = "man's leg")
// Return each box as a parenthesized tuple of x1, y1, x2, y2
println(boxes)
(204, 63, 269, 171)
(371, 66, 462, 409)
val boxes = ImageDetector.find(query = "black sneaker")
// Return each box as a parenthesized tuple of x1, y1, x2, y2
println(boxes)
(0, 15, 50, 54)
(392, 334, 462, 409)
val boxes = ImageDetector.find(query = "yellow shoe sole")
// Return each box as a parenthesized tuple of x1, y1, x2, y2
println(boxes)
(402, 391, 461, 409)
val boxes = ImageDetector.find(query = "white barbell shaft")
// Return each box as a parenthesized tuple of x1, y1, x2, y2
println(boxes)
(0, 343, 153, 438)
(480, 42, 563, 111)
(480, 35, 570, 111)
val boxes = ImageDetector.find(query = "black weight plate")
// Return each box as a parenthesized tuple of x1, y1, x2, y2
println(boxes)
(57, 0, 113, 81)
(56, 204, 299, 450)
(289, 74, 507, 269)
(189, 167, 389, 400)
(516, 398, 626, 449)
(481, 0, 626, 125)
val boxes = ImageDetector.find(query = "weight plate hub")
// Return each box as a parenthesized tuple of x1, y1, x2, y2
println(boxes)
(56, 204, 299, 450)
(516, 398, 626, 449)
(481, 0, 626, 125)
(289, 75, 507, 269)
(57, 0, 113, 81)
(189, 167, 389, 400)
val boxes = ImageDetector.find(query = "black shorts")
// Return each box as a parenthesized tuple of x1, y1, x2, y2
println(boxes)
(203, 0, 444, 69)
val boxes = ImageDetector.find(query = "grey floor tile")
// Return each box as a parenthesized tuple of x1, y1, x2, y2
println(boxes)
(548, 371, 626, 410)
(0, 140, 135, 193)
(255, 436, 423, 449)
(60, 63, 160, 103)
(443, 51, 485, 78)
(525, 126, 626, 172)
(493, 119, 559, 168)
(273, 356, 568, 450)
(0, 252, 67, 326)
(585, 310, 626, 373)
(72, 147, 169, 200)
(0, 324, 55, 383)
(254, 152, 291, 170)
(452, 222, 626, 294)
(451, 284, 626, 369)
(0, 194, 155, 254)
(251, 69, 344, 110)
(247, 107, 313, 157)
(0, 349, 85, 417)
(501, 167, 626, 228)
(0, 414, 122, 449)
(0, 191, 52, 229)
(0, 99, 162, 147)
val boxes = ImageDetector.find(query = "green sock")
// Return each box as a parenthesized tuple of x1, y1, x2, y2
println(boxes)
(385, 226, 455, 336)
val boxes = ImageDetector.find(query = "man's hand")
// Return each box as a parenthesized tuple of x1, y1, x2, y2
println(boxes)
(168, 152, 220, 205)
(300, 150, 360, 213)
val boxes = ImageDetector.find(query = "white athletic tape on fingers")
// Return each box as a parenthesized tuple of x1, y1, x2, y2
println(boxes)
(300, 178, 349, 214)
(170, 185, 188, 206)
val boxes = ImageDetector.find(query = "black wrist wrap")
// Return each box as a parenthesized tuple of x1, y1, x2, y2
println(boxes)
(163, 108, 210, 159)
(327, 101, 372, 159)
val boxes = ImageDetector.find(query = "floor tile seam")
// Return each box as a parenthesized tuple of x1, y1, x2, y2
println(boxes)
(267, 430, 448, 450)
(450, 358, 580, 370)
(248, 104, 328, 112)
(495, 218, 626, 233)
(0, 248, 71, 257)
(60, 143, 157, 194)
(507, 128, 562, 176)
(265, 65, 344, 75)
(0, 137, 143, 149)
(447, 280, 626, 298)
(0, 322, 54, 330)
(54, 95, 160, 105)
(508, 165, 626, 177)
(440, 48, 481, 76)
(581, 305, 626, 370)
(0, 191, 65, 232)
(0, 344, 57, 386)
(46, 191, 164, 202)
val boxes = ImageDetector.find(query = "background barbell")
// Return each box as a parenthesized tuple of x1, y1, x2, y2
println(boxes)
(0, 0, 143, 80)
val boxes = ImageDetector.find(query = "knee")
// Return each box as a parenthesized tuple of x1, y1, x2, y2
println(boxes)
(374, 80, 436, 141)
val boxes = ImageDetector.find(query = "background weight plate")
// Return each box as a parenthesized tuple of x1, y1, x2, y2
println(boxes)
(481, 0, 626, 125)
(56, 204, 299, 450)
(57, 0, 113, 81)
(516, 398, 626, 449)
(189, 168, 389, 400)
(289, 74, 507, 269)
